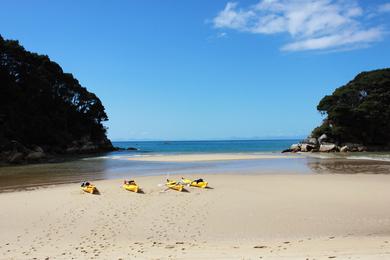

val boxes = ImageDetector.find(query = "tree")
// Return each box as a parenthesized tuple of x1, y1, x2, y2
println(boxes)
(312, 68, 390, 145)
(0, 34, 112, 151)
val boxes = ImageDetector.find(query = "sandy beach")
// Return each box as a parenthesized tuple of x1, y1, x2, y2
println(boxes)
(1, 173, 390, 259)
(3, 1, 390, 259)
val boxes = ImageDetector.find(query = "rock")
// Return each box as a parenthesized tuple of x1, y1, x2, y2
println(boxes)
(0, 151, 9, 161)
(126, 147, 138, 151)
(302, 137, 319, 146)
(32, 145, 44, 153)
(309, 138, 319, 146)
(66, 146, 79, 153)
(340, 146, 349, 152)
(290, 144, 301, 152)
(8, 140, 29, 153)
(319, 144, 337, 152)
(300, 144, 308, 152)
(65, 139, 113, 154)
(281, 148, 292, 153)
(300, 143, 315, 152)
(8, 152, 24, 163)
(80, 142, 98, 152)
(357, 146, 367, 152)
(26, 151, 46, 161)
(318, 134, 328, 144)
(340, 143, 366, 152)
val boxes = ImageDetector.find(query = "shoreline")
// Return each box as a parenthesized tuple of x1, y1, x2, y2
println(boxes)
(2, 173, 390, 259)
(2, 152, 390, 192)
(124, 152, 302, 162)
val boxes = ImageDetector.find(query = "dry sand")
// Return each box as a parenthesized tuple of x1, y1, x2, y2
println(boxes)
(1, 173, 390, 259)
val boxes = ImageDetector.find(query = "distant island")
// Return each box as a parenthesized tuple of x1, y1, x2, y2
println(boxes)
(0, 35, 115, 164)
(286, 68, 390, 153)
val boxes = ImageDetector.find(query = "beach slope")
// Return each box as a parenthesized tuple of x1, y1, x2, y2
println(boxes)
(1, 174, 390, 259)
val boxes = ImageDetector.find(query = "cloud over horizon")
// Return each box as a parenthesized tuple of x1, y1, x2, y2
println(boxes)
(212, 0, 387, 51)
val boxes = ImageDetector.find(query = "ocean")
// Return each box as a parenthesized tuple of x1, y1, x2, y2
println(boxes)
(112, 140, 299, 154)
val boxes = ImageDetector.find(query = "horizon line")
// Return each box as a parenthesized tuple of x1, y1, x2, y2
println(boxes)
(111, 138, 304, 142)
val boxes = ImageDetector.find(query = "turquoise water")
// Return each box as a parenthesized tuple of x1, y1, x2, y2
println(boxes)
(112, 140, 298, 154)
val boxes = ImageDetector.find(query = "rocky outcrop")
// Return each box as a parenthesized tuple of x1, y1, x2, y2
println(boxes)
(0, 141, 28, 164)
(340, 143, 367, 152)
(25, 151, 46, 161)
(318, 134, 328, 144)
(0, 136, 115, 165)
(302, 137, 319, 146)
(319, 144, 338, 152)
(0, 141, 47, 164)
(80, 142, 98, 153)
(300, 143, 315, 152)
(282, 144, 301, 153)
(32, 145, 44, 153)
(282, 135, 368, 154)
(7, 152, 24, 164)
(63, 135, 115, 155)
(290, 144, 301, 152)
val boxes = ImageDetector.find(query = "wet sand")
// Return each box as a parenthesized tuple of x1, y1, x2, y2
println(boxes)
(126, 153, 301, 162)
(2, 152, 390, 192)
(1, 173, 390, 259)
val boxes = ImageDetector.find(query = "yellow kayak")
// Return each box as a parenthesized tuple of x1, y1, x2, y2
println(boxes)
(82, 185, 98, 194)
(166, 180, 184, 192)
(181, 178, 208, 188)
(123, 183, 139, 193)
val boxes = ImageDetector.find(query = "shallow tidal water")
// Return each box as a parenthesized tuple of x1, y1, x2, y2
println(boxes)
(1, 140, 390, 191)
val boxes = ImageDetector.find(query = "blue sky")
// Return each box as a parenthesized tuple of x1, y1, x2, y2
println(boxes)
(1, 0, 389, 140)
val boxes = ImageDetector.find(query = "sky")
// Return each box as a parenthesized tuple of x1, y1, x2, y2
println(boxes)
(0, 0, 389, 141)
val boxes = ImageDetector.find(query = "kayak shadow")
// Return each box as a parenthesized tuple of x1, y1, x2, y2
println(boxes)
(137, 189, 145, 194)
(93, 189, 101, 195)
(205, 186, 214, 190)
(182, 188, 189, 193)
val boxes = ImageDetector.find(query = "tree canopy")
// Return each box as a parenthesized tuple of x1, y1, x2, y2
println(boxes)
(312, 68, 390, 145)
(0, 35, 111, 151)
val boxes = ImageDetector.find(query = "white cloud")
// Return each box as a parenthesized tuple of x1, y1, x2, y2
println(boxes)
(281, 28, 382, 51)
(378, 3, 390, 13)
(212, 0, 385, 51)
(217, 32, 228, 38)
(213, 2, 255, 30)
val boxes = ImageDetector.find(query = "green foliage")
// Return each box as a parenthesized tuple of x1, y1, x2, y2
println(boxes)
(0, 35, 110, 150)
(312, 68, 390, 145)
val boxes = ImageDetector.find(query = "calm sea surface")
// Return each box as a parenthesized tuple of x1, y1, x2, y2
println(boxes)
(1, 140, 390, 191)
(112, 140, 298, 154)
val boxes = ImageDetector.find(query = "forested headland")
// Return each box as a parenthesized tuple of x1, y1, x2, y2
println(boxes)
(0, 35, 114, 164)
(286, 68, 390, 153)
